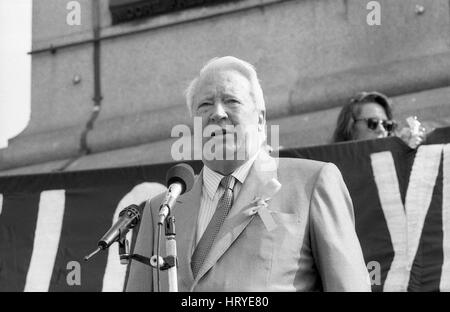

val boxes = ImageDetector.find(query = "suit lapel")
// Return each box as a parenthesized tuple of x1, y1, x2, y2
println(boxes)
(174, 171, 202, 289)
(191, 152, 278, 289)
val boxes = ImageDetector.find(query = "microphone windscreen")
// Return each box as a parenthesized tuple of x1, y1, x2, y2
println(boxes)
(166, 163, 195, 194)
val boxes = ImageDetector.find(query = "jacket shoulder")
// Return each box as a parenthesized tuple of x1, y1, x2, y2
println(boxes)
(278, 157, 330, 179)
(276, 157, 344, 194)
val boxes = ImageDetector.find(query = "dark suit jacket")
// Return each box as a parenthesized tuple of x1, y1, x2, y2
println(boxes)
(126, 151, 371, 291)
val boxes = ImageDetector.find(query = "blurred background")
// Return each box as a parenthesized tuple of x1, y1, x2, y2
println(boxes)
(0, 0, 31, 149)
(1, 0, 450, 176)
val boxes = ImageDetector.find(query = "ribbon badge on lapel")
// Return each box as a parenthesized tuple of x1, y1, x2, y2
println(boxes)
(247, 178, 282, 232)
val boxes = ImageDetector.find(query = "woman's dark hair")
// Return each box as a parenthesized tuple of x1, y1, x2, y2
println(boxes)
(332, 91, 394, 143)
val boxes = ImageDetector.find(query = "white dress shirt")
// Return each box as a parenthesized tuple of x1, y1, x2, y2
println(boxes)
(195, 154, 259, 246)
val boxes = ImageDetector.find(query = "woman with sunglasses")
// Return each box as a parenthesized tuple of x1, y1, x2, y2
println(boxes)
(332, 91, 425, 148)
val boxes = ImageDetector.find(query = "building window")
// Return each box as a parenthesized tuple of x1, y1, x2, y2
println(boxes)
(109, 0, 241, 25)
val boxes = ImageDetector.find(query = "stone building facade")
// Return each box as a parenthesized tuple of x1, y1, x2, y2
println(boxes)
(1, 0, 450, 175)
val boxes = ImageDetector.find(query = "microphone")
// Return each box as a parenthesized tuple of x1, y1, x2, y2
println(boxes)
(158, 163, 195, 225)
(84, 204, 140, 261)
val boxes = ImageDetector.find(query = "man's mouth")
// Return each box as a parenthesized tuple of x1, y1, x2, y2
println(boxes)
(210, 128, 230, 138)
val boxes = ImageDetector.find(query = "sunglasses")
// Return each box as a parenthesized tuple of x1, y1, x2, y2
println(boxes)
(354, 117, 397, 133)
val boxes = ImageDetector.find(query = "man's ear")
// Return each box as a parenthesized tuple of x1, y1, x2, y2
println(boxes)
(258, 110, 266, 131)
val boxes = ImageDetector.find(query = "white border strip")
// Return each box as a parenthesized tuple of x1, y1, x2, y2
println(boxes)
(440, 144, 450, 291)
(371, 152, 408, 291)
(24, 190, 66, 292)
(0, 193, 3, 216)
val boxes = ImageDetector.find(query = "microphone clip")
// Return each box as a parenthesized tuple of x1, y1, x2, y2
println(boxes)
(149, 255, 177, 271)
(118, 237, 130, 265)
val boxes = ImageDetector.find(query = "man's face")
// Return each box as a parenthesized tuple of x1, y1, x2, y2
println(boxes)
(191, 69, 263, 162)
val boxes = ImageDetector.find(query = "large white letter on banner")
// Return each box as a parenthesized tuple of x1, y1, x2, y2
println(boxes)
(371, 152, 408, 291)
(101, 182, 166, 292)
(371, 144, 443, 291)
(404, 145, 443, 276)
(24, 190, 66, 292)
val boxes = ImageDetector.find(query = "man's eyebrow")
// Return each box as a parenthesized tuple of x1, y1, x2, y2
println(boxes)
(196, 95, 213, 103)
(222, 90, 242, 98)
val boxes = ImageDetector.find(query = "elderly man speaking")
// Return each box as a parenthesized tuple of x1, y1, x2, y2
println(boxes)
(126, 56, 370, 292)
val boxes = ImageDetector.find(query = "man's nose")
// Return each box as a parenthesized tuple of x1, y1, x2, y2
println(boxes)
(209, 102, 228, 123)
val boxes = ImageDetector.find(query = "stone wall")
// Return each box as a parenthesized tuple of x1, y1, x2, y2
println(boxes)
(1, 0, 449, 174)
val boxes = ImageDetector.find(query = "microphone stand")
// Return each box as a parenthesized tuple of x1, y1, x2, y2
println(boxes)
(165, 216, 178, 292)
(148, 215, 179, 292)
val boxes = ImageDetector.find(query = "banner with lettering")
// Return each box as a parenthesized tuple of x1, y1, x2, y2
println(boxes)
(0, 127, 449, 291)
(280, 127, 450, 292)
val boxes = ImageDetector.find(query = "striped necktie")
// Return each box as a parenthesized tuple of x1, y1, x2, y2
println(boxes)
(191, 175, 236, 278)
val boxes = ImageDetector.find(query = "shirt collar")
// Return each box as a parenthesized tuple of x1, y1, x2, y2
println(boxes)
(202, 151, 260, 199)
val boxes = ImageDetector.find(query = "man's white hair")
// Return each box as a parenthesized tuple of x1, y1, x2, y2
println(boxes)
(185, 56, 266, 116)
